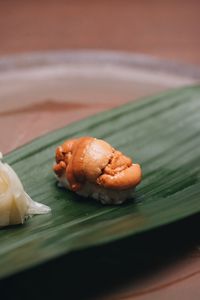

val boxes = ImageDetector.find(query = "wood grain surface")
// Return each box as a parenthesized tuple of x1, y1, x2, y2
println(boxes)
(0, 52, 200, 300)
(0, 0, 200, 65)
(1, 52, 199, 154)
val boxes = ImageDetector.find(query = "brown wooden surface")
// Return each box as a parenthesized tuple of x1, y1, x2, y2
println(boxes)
(0, 53, 200, 300)
(0, 0, 200, 65)
(0, 52, 199, 155)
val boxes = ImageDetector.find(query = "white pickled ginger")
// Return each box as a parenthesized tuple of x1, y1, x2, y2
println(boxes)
(0, 152, 51, 227)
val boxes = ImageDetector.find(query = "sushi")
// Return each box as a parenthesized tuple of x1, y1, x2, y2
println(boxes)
(53, 137, 142, 205)
(0, 152, 51, 227)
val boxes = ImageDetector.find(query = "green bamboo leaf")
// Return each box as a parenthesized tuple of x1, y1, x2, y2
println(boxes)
(1, 85, 200, 279)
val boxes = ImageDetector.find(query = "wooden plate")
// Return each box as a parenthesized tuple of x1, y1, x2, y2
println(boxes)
(0, 50, 200, 154)
(0, 51, 200, 300)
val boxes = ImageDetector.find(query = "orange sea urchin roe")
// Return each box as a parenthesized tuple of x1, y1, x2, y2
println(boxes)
(53, 137, 142, 191)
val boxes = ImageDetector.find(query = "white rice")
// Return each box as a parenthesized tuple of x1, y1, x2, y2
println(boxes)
(57, 174, 135, 205)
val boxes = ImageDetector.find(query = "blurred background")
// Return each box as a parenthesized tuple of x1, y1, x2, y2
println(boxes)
(0, 0, 200, 64)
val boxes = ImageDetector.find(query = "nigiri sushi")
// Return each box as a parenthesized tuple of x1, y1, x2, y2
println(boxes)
(53, 137, 142, 205)
(0, 152, 51, 227)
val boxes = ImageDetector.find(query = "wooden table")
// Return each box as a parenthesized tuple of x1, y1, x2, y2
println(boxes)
(0, 0, 200, 65)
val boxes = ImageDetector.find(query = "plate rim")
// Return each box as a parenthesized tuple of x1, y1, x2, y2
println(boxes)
(0, 50, 200, 80)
